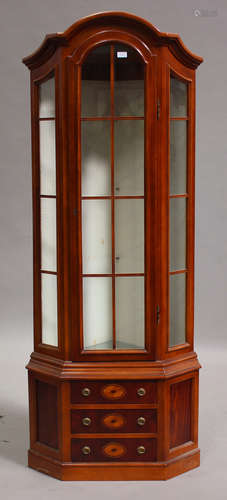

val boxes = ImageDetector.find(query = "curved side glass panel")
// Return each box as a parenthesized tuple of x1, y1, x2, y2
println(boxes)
(81, 43, 145, 351)
(169, 274, 186, 347)
(169, 75, 188, 347)
(39, 76, 58, 347)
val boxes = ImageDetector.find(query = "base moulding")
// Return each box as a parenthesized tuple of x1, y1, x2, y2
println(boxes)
(28, 448, 200, 481)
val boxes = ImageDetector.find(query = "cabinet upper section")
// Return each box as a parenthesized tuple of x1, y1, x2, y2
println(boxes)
(22, 11, 203, 71)
(23, 12, 203, 361)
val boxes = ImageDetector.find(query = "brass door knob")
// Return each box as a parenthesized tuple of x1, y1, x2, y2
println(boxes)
(82, 417, 91, 426)
(137, 445, 146, 455)
(137, 416, 146, 426)
(137, 387, 146, 397)
(81, 387, 91, 397)
(82, 446, 91, 455)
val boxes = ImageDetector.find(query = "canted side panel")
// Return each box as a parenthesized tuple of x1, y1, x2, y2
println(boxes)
(36, 380, 58, 449)
(170, 379, 192, 449)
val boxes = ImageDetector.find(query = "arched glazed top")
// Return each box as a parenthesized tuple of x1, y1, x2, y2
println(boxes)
(22, 11, 203, 70)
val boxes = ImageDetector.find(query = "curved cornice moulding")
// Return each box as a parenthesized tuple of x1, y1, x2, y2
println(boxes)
(22, 11, 203, 70)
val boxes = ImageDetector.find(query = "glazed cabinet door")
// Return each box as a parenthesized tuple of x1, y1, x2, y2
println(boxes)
(68, 38, 157, 361)
(31, 62, 64, 358)
(159, 60, 196, 358)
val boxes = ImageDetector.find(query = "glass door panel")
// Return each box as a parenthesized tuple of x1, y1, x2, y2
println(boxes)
(39, 77, 55, 118)
(169, 74, 188, 347)
(82, 200, 112, 274)
(41, 272, 58, 347)
(114, 120, 144, 195)
(170, 121, 187, 195)
(81, 43, 145, 352)
(114, 44, 144, 116)
(170, 198, 186, 271)
(39, 120, 56, 196)
(81, 45, 110, 117)
(39, 75, 58, 347)
(115, 277, 144, 349)
(41, 198, 57, 272)
(83, 278, 113, 350)
(115, 199, 144, 274)
(82, 121, 111, 196)
(169, 274, 186, 347)
(170, 77, 187, 117)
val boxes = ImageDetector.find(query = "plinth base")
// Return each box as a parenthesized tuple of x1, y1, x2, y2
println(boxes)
(27, 352, 200, 481)
(28, 448, 200, 481)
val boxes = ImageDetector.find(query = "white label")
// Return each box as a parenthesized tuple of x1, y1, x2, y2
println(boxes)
(117, 51, 127, 58)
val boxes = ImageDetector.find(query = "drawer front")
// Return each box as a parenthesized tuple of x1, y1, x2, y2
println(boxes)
(71, 438, 157, 462)
(71, 409, 157, 434)
(71, 380, 157, 404)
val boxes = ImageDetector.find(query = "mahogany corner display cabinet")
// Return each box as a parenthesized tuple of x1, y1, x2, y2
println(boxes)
(23, 12, 203, 480)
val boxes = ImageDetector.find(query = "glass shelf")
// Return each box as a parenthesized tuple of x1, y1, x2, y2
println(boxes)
(85, 340, 144, 351)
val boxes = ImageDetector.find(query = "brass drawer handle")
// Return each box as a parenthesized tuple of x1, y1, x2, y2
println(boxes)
(82, 445, 91, 455)
(81, 387, 91, 397)
(82, 417, 91, 426)
(137, 445, 146, 455)
(137, 416, 146, 426)
(137, 387, 146, 397)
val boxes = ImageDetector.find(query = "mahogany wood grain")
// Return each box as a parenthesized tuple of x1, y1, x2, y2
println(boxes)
(22, 12, 203, 70)
(81, 116, 144, 121)
(110, 44, 116, 349)
(68, 32, 155, 362)
(28, 447, 200, 480)
(82, 273, 144, 277)
(170, 379, 192, 448)
(38, 117, 55, 121)
(167, 371, 198, 459)
(27, 350, 201, 379)
(71, 437, 157, 462)
(23, 11, 202, 481)
(36, 380, 58, 449)
(71, 380, 157, 404)
(59, 381, 71, 462)
(71, 404, 158, 410)
(71, 408, 157, 434)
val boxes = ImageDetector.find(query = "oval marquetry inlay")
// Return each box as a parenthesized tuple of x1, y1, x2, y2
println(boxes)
(101, 384, 126, 400)
(102, 413, 125, 430)
(102, 442, 126, 458)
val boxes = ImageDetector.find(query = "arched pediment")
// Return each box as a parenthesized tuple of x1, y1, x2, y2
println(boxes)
(22, 11, 203, 70)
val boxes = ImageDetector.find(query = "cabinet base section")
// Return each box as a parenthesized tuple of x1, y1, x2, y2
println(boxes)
(27, 357, 200, 480)
(28, 448, 200, 481)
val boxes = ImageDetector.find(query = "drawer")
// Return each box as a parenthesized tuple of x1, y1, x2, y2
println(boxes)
(71, 437, 157, 462)
(71, 380, 157, 404)
(71, 408, 157, 434)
